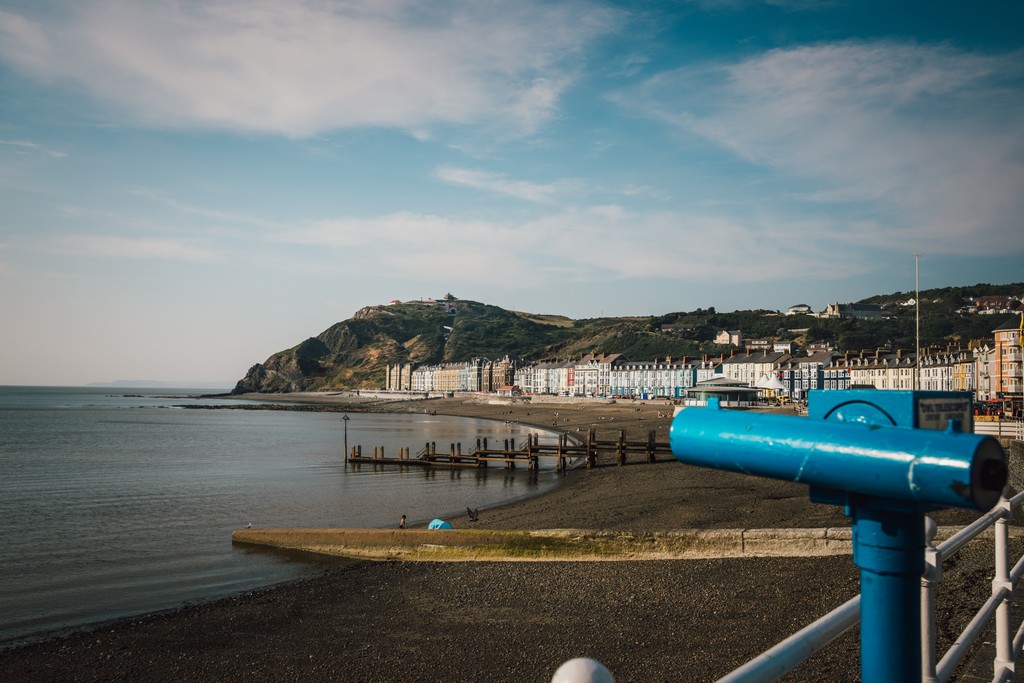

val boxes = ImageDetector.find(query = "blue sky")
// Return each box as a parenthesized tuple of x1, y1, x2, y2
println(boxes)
(1, 0, 1021, 386)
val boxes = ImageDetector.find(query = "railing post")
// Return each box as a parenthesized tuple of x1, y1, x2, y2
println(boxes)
(995, 497, 1014, 680)
(922, 516, 941, 683)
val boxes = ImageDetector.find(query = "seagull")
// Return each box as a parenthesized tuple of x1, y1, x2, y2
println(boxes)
(467, 507, 479, 522)
(246, 523, 253, 529)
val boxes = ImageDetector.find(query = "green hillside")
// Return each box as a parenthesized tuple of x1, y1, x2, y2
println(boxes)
(233, 285, 1022, 392)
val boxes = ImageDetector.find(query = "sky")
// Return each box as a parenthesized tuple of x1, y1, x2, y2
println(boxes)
(1, 0, 1022, 386)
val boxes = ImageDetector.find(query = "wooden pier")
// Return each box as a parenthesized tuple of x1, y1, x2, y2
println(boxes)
(345, 429, 672, 470)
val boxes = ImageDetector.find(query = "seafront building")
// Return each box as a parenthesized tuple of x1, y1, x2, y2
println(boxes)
(994, 314, 1023, 399)
(387, 356, 515, 393)
(845, 350, 918, 391)
(384, 313, 1023, 413)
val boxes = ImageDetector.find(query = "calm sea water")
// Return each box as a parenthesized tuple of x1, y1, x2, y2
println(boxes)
(0, 387, 562, 645)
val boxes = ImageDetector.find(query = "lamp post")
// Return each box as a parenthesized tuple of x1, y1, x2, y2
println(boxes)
(342, 414, 350, 464)
(914, 252, 921, 390)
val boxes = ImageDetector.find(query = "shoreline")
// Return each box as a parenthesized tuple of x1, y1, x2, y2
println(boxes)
(0, 392, 1001, 681)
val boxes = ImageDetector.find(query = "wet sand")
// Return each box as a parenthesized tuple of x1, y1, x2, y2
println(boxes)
(0, 394, 1002, 682)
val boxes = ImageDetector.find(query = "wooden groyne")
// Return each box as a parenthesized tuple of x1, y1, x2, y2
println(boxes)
(346, 429, 671, 470)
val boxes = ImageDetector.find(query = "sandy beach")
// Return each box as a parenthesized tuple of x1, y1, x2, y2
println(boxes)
(0, 394, 1008, 682)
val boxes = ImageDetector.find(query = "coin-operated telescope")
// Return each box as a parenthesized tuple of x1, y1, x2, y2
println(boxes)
(670, 390, 1007, 683)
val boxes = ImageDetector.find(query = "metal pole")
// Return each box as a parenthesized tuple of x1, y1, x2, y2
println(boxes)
(853, 505, 924, 683)
(915, 252, 921, 390)
(342, 414, 350, 463)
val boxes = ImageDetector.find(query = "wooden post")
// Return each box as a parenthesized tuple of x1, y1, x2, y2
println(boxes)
(618, 430, 626, 466)
(587, 428, 596, 468)
(648, 430, 656, 462)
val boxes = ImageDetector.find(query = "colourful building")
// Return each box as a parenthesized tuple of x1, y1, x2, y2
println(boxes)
(993, 313, 1023, 403)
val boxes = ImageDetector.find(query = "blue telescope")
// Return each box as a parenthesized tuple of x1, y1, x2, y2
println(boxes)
(670, 391, 1007, 682)
(669, 398, 1006, 512)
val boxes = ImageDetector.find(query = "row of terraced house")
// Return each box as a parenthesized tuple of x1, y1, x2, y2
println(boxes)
(386, 313, 1023, 404)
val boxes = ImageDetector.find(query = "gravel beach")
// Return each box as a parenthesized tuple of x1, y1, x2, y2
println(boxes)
(0, 395, 1010, 682)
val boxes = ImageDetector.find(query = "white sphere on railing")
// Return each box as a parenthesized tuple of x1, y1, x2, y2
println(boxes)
(551, 657, 615, 683)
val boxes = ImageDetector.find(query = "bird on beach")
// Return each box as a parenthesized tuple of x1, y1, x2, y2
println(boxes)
(246, 523, 252, 529)
(467, 507, 479, 522)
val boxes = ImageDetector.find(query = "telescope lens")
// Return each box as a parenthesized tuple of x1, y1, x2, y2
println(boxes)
(980, 458, 1008, 493)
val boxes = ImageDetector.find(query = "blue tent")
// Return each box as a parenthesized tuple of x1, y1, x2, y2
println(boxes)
(428, 518, 453, 529)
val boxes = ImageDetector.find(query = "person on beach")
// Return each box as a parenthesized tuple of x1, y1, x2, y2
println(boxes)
(399, 514, 406, 529)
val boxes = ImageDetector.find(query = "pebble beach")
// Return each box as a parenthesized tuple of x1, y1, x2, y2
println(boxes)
(0, 394, 1007, 682)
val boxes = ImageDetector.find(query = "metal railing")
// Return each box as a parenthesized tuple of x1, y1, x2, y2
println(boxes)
(923, 492, 1024, 683)
(709, 493, 1024, 683)
(975, 420, 1024, 441)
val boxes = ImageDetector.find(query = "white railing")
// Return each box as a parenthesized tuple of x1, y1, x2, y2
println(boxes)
(923, 492, 1024, 683)
(975, 420, 1024, 441)
(703, 493, 1024, 683)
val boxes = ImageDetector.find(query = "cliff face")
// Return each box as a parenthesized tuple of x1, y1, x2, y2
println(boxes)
(233, 303, 449, 393)
(233, 299, 596, 393)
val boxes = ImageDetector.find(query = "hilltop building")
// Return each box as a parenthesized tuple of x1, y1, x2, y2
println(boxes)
(823, 302, 884, 320)
(714, 330, 742, 346)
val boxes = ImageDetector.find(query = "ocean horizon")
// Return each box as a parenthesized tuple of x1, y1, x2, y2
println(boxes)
(0, 386, 562, 645)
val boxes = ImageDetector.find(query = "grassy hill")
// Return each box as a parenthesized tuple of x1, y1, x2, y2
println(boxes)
(233, 285, 1023, 392)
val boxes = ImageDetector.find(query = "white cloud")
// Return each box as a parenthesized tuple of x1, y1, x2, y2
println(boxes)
(129, 189, 287, 230)
(684, 0, 840, 10)
(0, 1, 616, 137)
(433, 166, 573, 203)
(278, 205, 860, 284)
(47, 235, 218, 262)
(622, 41, 1024, 255)
(0, 139, 67, 158)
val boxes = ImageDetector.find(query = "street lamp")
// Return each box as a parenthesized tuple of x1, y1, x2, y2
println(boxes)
(342, 414, 350, 464)
(914, 252, 921, 390)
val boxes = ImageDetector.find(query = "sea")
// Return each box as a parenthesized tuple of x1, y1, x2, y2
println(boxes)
(0, 386, 563, 646)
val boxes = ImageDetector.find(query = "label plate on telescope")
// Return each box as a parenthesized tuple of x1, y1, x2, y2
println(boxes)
(916, 397, 972, 431)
